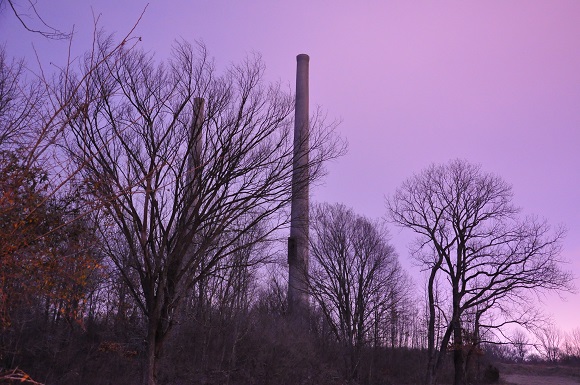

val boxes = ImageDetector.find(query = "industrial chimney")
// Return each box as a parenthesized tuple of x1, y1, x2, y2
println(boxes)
(186, 97, 204, 271)
(288, 54, 310, 318)
(188, 97, 204, 191)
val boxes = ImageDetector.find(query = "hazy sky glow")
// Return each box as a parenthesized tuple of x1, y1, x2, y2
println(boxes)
(2, 1, 579, 331)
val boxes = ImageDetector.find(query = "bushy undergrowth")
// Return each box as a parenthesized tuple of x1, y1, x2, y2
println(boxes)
(0, 309, 439, 385)
(6, 302, 550, 385)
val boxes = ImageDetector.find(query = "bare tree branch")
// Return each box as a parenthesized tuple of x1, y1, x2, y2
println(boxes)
(4, 0, 72, 39)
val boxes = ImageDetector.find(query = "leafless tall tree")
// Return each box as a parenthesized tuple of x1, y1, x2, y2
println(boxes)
(0, 48, 43, 150)
(510, 329, 529, 362)
(563, 327, 580, 359)
(534, 324, 562, 362)
(63, 39, 342, 385)
(309, 203, 404, 382)
(387, 159, 573, 385)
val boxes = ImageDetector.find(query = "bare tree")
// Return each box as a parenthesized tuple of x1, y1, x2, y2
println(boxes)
(172, 220, 269, 375)
(563, 327, 580, 359)
(510, 329, 529, 362)
(63, 39, 342, 385)
(387, 159, 573, 385)
(256, 263, 288, 316)
(534, 324, 562, 362)
(0, 47, 44, 150)
(308, 202, 403, 382)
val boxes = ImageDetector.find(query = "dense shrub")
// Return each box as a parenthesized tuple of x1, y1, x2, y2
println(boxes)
(482, 364, 500, 383)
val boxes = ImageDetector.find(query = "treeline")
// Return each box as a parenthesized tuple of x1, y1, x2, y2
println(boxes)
(0, 33, 574, 385)
(485, 326, 580, 364)
(0, 38, 426, 385)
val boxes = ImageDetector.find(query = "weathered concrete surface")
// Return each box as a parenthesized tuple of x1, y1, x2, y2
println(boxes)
(288, 54, 310, 318)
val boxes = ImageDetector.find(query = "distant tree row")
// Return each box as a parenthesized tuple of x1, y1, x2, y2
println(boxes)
(490, 326, 580, 364)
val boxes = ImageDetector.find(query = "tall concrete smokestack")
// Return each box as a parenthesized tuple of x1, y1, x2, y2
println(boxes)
(288, 54, 310, 318)
(185, 97, 204, 262)
(188, 97, 204, 190)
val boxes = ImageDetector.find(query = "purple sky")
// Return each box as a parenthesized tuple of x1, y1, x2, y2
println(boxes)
(2, 1, 579, 332)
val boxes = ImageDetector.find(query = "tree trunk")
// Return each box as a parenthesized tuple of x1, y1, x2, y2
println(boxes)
(425, 360, 436, 385)
(145, 314, 165, 385)
(425, 263, 440, 385)
(452, 316, 464, 385)
(146, 326, 158, 385)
